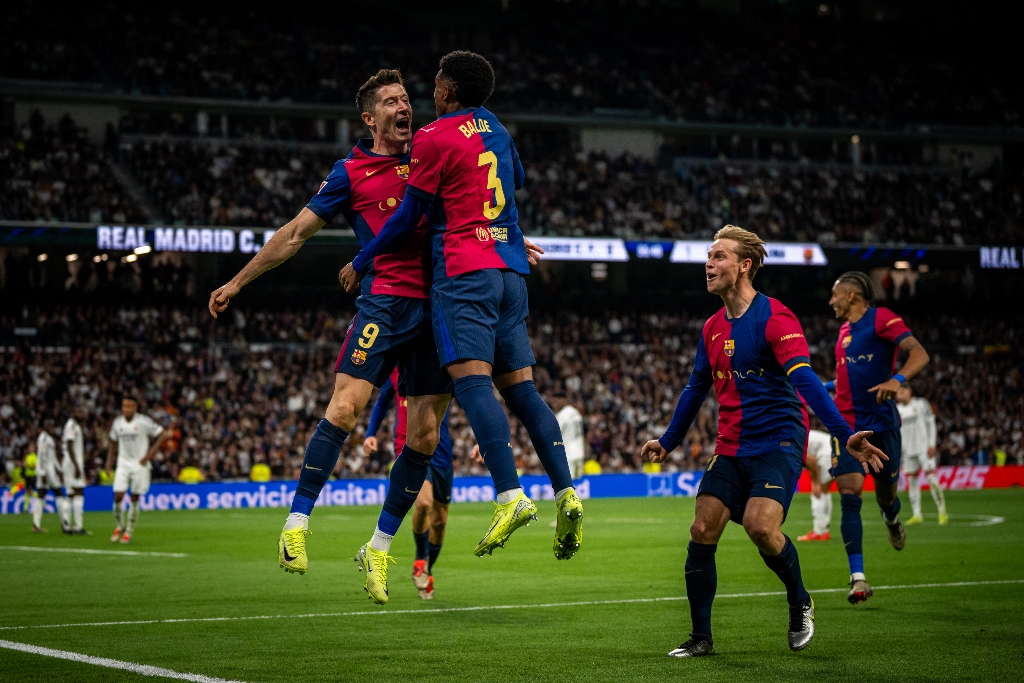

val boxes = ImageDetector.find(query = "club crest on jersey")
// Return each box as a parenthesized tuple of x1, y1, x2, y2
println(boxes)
(351, 349, 367, 366)
(842, 335, 852, 348)
(395, 164, 410, 179)
(723, 339, 735, 357)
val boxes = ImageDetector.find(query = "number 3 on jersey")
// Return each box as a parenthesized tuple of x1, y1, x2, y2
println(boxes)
(358, 323, 379, 349)
(478, 151, 506, 220)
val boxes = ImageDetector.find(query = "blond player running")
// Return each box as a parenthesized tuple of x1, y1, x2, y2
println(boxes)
(798, 429, 834, 541)
(104, 397, 172, 543)
(897, 385, 947, 525)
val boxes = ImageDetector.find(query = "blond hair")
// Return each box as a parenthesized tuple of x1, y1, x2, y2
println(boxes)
(714, 224, 767, 281)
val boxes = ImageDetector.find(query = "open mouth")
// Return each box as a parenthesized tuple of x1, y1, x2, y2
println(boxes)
(395, 118, 411, 133)
(706, 273, 718, 283)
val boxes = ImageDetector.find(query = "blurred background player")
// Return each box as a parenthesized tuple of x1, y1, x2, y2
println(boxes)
(23, 443, 37, 514)
(364, 368, 455, 600)
(551, 394, 585, 480)
(61, 406, 89, 535)
(32, 422, 61, 533)
(825, 271, 930, 604)
(105, 396, 173, 543)
(798, 428, 834, 542)
(341, 50, 583, 566)
(208, 70, 453, 593)
(897, 385, 948, 525)
(640, 226, 887, 658)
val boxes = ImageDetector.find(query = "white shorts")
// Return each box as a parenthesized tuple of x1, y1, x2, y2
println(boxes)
(36, 462, 63, 490)
(812, 449, 833, 485)
(113, 464, 152, 496)
(62, 457, 86, 489)
(903, 452, 936, 475)
(568, 459, 584, 480)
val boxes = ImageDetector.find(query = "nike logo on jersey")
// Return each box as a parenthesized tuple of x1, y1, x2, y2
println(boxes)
(764, 483, 783, 489)
(282, 544, 298, 562)
(712, 333, 722, 341)
(365, 169, 378, 176)
(304, 465, 322, 471)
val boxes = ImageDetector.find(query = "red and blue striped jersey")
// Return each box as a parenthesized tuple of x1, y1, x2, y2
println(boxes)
(833, 307, 912, 432)
(306, 140, 430, 298)
(404, 107, 530, 280)
(694, 294, 811, 458)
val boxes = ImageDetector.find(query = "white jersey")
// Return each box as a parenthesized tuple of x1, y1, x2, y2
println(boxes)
(555, 405, 585, 464)
(898, 398, 936, 456)
(805, 429, 833, 484)
(36, 431, 58, 471)
(110, 414, 164, 467)
(62, 418, 85, 466)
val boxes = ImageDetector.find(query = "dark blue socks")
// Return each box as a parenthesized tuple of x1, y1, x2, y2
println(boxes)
(760, 536, 811, 608)
(454, 375, 520, 493)
(428, 542, 442, 574)
(685, 541, 718, 639)
(880, 494, 902, 524)
(414, 530, 429, 560)
(377, 446, 432, 535)
(500, 380, 573, 492)
(841, 493, 864, 575)
(290, 419, 350, 515)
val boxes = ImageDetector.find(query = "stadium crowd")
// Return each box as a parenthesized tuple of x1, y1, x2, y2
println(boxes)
(5, 113, 1019, 247)
(1, 306, 1021, 487)
(2, 5, 1018, 128)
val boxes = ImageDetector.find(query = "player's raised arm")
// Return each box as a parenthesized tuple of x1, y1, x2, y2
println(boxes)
(208, 208, 326, 317)
(640, 339, 714, 463)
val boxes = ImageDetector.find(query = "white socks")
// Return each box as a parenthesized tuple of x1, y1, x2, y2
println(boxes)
(554, 487, 574, 502)
(32, 496, 43, 528)
(72, 494, 84, 531)
(908, 474, 922, 517)
(284, 512, 309, 531)
(926, 472, 947, 515)
(370, 526, 394, 552)
(114, 500, 125, 529)
(58, 496, 71, 530)
(851, 572, 866, 582)
(811, 492, 833, 535)
(497, 487, 523, 505)
(126, 502, 139, 533)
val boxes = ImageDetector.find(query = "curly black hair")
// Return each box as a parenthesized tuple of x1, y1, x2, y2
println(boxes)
(836, 271, 875, 301)
(439, 50, 494, 108)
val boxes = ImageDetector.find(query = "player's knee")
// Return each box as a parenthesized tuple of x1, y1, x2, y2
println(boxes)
(407, 425, 440, 455)
(325, 396, 361, 431)
(689, 518, 716, 543)
(743, 520, 775, 547)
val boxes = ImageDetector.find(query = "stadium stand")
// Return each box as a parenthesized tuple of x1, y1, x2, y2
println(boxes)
(1, 306, 1020, 485)
(2, 5, 1019, 128)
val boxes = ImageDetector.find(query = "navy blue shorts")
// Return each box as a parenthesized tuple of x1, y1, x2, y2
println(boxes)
(829, 427, 902, 484)
(697, 450, 803, 524)
(431, 269, 536, 374)
(426, 460, 453, 505)
(335, 294, 452, 396)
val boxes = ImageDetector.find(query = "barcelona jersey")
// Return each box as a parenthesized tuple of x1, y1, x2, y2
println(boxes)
(833, 307, 913, 432)
(692, 294, 811, 459)
(306, 140, 430, 298)
(404, 107, 530, 280)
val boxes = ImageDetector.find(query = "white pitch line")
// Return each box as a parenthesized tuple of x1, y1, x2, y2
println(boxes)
(0, 545, 188, 558)
(1, 578, 1021, 633)
(0, 639, 249, 683)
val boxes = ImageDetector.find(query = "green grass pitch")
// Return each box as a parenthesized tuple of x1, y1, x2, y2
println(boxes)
(1, 489, 1022, 682)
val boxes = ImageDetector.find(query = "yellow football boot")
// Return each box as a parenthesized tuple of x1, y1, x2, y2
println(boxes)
(554, 489, 584, 560)
(355, 543, 396, 605)
(278, 527, 310, 574)
(474, 492, 538, 557)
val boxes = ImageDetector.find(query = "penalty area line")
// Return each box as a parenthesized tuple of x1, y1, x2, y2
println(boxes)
(2, 578, 1022, 633)
(0, 639, 249, 683)
(0, 545, 188, 558)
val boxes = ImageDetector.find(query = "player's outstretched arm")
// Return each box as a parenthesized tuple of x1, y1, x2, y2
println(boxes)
(340, 190, 432, 293)
(868, 335, 930, 403)
(208, 209, 325, 317)
(641, 346, 713, 463)
(788, 365, 888, 473)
